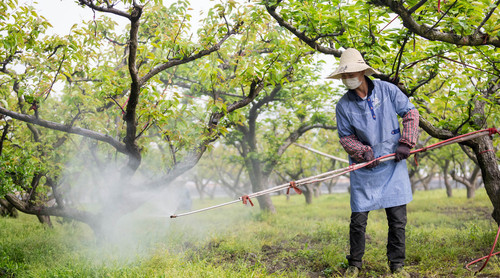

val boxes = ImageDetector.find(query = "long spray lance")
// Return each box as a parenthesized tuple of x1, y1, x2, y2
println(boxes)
(293, 143, 349, 164)
(170, 128, 499, 219)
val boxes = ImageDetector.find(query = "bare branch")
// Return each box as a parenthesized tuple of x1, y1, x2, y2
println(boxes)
(419, 116, 454, 140)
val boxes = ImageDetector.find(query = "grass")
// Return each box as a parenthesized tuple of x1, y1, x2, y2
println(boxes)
(1, 188, 500, 277)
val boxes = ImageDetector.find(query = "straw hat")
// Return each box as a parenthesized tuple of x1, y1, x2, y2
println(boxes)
(326, 48, 380, 79)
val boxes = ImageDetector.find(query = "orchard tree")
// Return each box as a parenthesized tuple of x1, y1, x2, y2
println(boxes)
(226, 76, 338, 211)
(0, 0, 58, 226)
(262, 0, 500, 224)
(0, 0, 300, 234)
(166, 10, 338, 211)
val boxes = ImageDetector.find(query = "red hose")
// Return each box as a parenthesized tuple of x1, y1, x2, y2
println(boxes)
(466, 224, 500, 273)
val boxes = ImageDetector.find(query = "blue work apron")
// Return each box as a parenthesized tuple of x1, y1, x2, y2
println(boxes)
(336, 79, 415, 212)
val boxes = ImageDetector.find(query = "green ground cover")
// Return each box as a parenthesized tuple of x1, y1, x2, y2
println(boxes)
(1, 188, 499, 277)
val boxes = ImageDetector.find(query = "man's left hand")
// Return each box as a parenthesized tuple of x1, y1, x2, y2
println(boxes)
(395, 143, 411, 162)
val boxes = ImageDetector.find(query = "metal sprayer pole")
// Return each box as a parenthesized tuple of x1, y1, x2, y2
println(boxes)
(170, 199, 241, 218)
(293, 143, 350, 164)
(170, 128, 498, 218)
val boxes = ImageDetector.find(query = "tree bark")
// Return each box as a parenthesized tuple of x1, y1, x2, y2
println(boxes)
(0, 198, 18, 218)
(472, 135, 500, 224)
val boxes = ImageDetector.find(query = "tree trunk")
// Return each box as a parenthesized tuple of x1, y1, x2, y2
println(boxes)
(302, 184, 314, 204)
(313, 184, 321, 198)
(467, 186, 476, 199)
(246, 156, 276, 213)
(421, 173, 433, 191)
(326, 177, 339, 194)
(256, 194, 275, 213)
(450, 170, 476, 200)
(472, 135, 500, 225)
(443, 160, 453, 197)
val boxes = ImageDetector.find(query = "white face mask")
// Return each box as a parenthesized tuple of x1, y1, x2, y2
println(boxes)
(342, 77, 362, 90)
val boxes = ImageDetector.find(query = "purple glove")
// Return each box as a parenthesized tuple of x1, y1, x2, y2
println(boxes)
(362, 149, 379, 168)
(395, 143, 411, 162)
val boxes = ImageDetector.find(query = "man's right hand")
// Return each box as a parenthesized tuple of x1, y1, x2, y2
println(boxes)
(362, 149, 379, 169)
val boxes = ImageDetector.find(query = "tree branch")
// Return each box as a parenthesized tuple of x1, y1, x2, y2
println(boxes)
(418, 116, 454, 140)
(139, 21, 243, 85)
(121, 4, 143, 169)
(78, 0, 132, 19)
(0, 122, 9, 157)
(5, 193, 95, 223)
(474, 0, 500, 36)
(408, 0, 428, 14)
(44, 53, 66, 100)
(376, 0, 500, 47)
(264, 1, 342, 56)
(409, 70, 438, 96)
(0, 106, 127, 154)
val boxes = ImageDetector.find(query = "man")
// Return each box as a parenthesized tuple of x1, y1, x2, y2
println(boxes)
(328, 48, 419, 277)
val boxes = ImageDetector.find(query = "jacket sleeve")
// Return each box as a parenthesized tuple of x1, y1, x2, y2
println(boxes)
(339, 134, 371, 162)
(399, 108, 419, 148)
